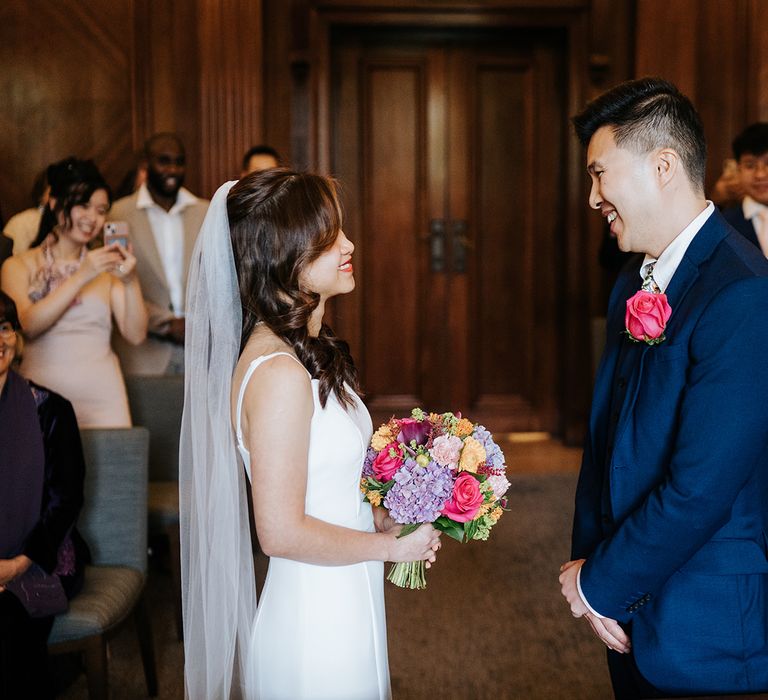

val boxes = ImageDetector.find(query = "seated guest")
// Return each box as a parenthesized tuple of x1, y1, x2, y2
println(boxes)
(1, 158, 148, 427)
(240, 144, 281, 177)
(721, 122, 768, 255)
(0, 291, 90, 699)
(3, 169, 49, 254)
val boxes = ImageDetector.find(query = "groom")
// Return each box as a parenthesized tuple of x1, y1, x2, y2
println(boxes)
(559, 77, 768, 698)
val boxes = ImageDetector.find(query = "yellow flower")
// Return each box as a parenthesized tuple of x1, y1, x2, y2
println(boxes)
(458, 436, 486, 473)
(478, 501, 493, 516)
(367, 490, 383, 507)
(371, 424, 396, 451)
(490, 506, 503, 523)
(454, 419, 474, 438)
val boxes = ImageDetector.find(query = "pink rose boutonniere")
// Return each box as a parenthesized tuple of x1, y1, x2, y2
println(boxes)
(625, 290, 672, 345)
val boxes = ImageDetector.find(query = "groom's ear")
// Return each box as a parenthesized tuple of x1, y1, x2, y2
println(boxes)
(655, 148, 680, 189)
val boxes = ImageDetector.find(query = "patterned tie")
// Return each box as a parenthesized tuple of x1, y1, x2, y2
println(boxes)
(755, 209, 768, 257)
(641, 261, 661, 293)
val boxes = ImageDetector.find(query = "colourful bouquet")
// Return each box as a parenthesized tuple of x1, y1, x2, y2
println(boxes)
(360, 408, 509, 589)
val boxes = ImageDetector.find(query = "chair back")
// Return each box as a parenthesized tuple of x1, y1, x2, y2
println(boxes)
(79, 427, 149, 574)
(125, 375, 184, 481)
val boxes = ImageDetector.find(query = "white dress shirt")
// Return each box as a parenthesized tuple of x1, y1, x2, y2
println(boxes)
(136, 183, 198, 316)
(577, 200, 716, 618)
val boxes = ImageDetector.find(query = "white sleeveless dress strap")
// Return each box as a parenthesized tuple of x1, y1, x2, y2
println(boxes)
(235, 352, 311, 464)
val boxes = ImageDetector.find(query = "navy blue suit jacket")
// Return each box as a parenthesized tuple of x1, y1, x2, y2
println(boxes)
(722, 203, 760, 249)
(572, 209, 768, 694)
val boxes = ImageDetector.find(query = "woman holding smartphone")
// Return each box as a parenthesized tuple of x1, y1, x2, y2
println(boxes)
(0, 157, 147, 427)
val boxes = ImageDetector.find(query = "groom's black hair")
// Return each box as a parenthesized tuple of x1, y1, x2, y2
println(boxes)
(572, 77, 707, 194)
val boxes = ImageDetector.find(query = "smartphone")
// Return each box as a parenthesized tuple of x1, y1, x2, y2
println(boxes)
(104, 221, 130, 249)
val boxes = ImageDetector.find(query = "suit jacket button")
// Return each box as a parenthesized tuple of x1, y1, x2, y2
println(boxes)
(617, 377, 627, 389)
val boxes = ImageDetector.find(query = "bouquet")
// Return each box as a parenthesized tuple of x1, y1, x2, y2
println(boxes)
(360, 408, 509, 589)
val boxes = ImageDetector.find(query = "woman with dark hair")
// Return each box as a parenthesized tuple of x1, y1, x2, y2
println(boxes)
(0, 290, 90, 699)
(1, 157, 147, 427)
(180, 170, 441, 699)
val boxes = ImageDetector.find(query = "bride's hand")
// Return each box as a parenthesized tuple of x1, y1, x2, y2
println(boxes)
(387, 523, 442, 567)
(372, 506, 395, 533)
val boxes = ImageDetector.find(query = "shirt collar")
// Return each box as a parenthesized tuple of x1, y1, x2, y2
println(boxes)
(640, 201, 715, 293)
(136, 182, 197, 214)
(742, 195, 767, 221)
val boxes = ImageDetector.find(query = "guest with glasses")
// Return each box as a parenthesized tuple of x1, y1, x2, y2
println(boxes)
(0, 290, 90, 699)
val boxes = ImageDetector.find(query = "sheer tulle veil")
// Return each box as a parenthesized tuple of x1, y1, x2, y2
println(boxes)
(179, 181, 257, 699)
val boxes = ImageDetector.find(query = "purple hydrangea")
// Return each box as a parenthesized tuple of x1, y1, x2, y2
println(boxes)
(473, 426, 506, 471)
(383, 458, 454, 524)
(362, 447, 378, 478)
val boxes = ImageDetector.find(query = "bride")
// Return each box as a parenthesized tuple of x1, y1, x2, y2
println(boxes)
(180, 170, 441, 699)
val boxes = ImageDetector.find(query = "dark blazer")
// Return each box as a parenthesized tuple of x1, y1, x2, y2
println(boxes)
(722, 203, 760, 249)
(572, 209, 768, 694)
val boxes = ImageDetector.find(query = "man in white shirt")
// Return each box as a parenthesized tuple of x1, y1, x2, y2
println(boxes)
(109, 133, 209, 375)
(560, 78, 768, 698)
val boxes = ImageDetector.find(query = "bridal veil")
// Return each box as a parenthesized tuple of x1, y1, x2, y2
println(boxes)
(179, 181, 257, 699)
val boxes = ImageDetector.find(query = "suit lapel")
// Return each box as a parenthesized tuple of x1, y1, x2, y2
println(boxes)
(590, 267, 642, 456)
(180, 205, 200, 292)
(611, 209, 728, 448)
(132, 201, 168, 286)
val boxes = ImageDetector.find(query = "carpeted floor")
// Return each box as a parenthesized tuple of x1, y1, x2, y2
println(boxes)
(58, 471, 613, 699)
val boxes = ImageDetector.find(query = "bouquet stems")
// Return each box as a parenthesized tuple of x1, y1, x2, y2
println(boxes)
(387, 561, 427, 589)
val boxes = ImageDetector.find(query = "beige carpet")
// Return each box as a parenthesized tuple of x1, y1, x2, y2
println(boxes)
(59, 470, 613, 699)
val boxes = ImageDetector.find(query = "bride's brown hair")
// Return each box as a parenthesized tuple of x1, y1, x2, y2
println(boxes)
(227, 169, 360, 408)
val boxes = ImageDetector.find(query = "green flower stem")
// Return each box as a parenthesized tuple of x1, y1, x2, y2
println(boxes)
(386, 561, 427, 589)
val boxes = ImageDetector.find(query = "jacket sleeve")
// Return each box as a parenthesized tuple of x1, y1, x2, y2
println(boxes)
(22, 392, 86, 573)
(580, 276, 768, 621)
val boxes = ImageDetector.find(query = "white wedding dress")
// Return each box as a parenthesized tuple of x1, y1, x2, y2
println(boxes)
(235, 352, 391, 700)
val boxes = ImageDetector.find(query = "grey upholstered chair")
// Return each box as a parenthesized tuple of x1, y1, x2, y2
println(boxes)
(125, 374, 184, 640)
(48, 427, 158, 699)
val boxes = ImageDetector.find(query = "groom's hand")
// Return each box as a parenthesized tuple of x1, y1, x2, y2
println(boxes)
(559, 558, 589, 616)
(584, 613, 631, 654)
(559, 559, 631, 654)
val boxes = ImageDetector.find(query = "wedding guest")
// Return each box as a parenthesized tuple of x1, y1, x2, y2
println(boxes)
(560, 78, 768, 698)
(180, 170, 441, 699)
(0, 290, 90, 699)
(720, 122, 768, 255)
(3, 169, 49, 254)
(109, 133, 208, 375)
(1, 157, 147, 427)
(240, 144, 281, 177)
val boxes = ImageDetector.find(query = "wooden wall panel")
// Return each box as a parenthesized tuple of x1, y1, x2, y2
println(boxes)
(0, 0, 135, 219)
(133, 0, 203, 195)
(634, 0, 754, 193)
(198, 0, 264, 195)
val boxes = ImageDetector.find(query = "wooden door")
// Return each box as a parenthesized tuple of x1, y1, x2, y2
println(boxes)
(330, 28, 566, 432)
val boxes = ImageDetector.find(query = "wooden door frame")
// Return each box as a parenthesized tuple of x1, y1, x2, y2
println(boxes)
(301, 1, 593, 441)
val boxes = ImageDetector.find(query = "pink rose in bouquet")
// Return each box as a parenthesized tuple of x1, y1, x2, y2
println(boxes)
(371, 443, 404, 482)
(441, 472, 484, 522)
(625, 290, 672, 345)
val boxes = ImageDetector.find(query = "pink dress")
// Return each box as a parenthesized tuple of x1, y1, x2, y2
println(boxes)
(20, 244, 131, 427)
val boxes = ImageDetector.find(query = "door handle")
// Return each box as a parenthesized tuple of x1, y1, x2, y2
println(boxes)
(426, 219, 446, 272)
(451, 220, 472, 273)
